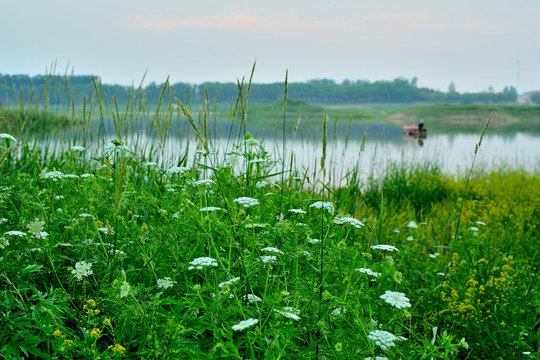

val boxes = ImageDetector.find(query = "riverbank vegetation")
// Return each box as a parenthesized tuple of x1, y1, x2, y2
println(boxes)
(0, 74, 538, 359)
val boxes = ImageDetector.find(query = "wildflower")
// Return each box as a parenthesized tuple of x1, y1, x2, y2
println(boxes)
(233, 197, 260, 208)
(157, 277, 176, 289)
(141, 224, 148, 231)
(331, 307, 347, 316)
(333, 216, 365, 228)
(227, 154, 240, 166)
(200, 207, 222, 212)
(0, 133, 17, 142)
(53, 329, 62, 337)
(80, 173, 94, 178)
(244, 138, 260, 147)
(70, 146, 85, 152)
(188, 257, 218, 270)
(406, 236, 414, 241)
(274, 307, 301, 320)
(218, 277, 241, 288)
(469, 226, 479, 231)
(475, 221, 487, 226)
(429, 253, 440, 258)
(103, 318, 112, 326)
(355, 268, 381, 277)
(0, 237, 9, 249)
(71, 261, 93, 281)
(261, 247, 284, 254)
(258, 255, 277, 264)
(256, 180, 269, 188)
(104, 141, 132, 155)
(393, 228, 400, 233)
(166, 166, 190, 175)
(90, 328, 101, 339)
(79, 213, 93, 218)
(232, 318, 258, 331)
(63, 339, 74, 347)
(364, 357, 389, 360)
(119, 282, 131, 298)
(192, 179, 215, 186)
(371, 244, 399, 252)
(289, 208, 306, 214)
(241, 294, 262, 303)
(98, 227, 114, 235)
(27, 218, 45, 237)
(367, 330, 407, 351)
(309, 201, 334, 214)
(111, 343, 126, 354)
(380, 290, 411, 309)
(407, 221, 418, 229)
(87, 299, 96, 307)
(309, 238, 321, 244)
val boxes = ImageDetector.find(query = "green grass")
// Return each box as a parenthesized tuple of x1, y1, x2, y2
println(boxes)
(0, 76, 538, 359)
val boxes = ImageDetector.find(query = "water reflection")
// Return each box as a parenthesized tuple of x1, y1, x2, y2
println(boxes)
(31, 119, 539, 184)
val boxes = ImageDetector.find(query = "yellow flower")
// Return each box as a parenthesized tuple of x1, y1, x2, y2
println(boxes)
(112, 343, 126, 354)
(141, 225, 149, 231)
(96, 220, 104, 227)
(90, 328, 101, 339)
(63, 339, 74, 347)
(88, 198, 93, 202)
(53, 329, 62, 338)
(103, 318, 112, 326)
(87, 299, 96, 307)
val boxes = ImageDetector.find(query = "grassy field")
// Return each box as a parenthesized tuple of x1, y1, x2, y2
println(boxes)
(0, 80, 538, 359)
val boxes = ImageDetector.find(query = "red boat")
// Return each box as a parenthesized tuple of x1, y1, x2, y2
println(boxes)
(402, 125, 427, 140)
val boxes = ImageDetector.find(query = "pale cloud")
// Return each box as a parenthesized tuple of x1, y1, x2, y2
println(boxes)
(117, 12, 334, 38)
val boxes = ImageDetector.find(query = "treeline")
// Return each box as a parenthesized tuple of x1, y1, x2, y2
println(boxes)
(0, 73, 518, 107)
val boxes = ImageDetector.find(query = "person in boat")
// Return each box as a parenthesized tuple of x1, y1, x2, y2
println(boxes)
(418, 120, 425, 132)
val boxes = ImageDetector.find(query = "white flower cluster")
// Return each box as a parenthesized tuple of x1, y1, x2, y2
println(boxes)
(232, 318, 258, 331)
(0, 236, 9, 249)
(255, 180, 269, 189)
(274, 307, 301, 320)
(289, 208, 307, 214)
(104, 143, 133, 155)
(261, 247, 284, 255)
(0, 133, 17, 142)
(218, 276, 241, 288)
(241, 294, 262, 303)
(333, 216, 365, 228)
(367, 330, 407, 351)
(70, 146, 85, 152)
(370, 244, 399, 252)
(233, 197, 259, 208)
(380, 290, 411, 309)
(258, 255, 277, 264)
(188, 257, 218, 270)
(4, 230, 26, 237)
(157, 277, 177, 289)
(244, 138, 260, 147)
(309, 201, 334, 214)
(407, 221, 418, 229)
(364, 357, 389, 360)
(355, 268, 381, 277)
(192, 179, 215, 186)
(72, 261, 93, 281)
(27, 218, 45, 237)
(166, 166, 190, 175)
(199, 207, 222, 212)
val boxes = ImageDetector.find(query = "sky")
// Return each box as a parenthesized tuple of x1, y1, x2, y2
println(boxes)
(3, 0, 540, 93)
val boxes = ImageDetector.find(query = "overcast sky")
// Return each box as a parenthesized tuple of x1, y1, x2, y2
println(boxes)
(3, 0, 540, 93)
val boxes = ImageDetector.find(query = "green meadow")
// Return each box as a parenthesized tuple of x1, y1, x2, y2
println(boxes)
(0, 77, 538, 359)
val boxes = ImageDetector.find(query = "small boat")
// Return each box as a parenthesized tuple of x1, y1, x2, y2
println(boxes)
(402, 125, 427, 139)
